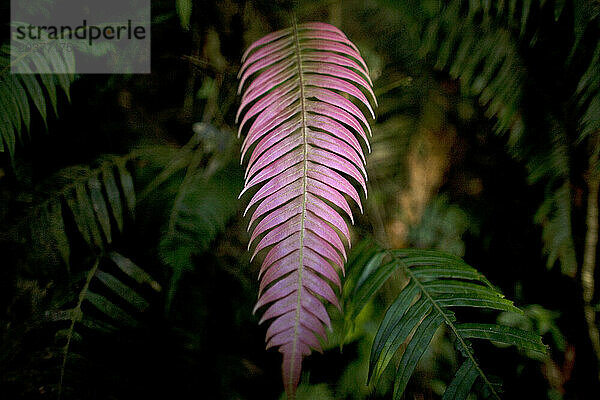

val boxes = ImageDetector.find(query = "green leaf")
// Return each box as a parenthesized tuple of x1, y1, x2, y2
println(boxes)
(176, 0, 193, 30)
(79, 316, 119, 334)
(88, 175, 112, 243)
(160, 156, 241, 311)
(554, 0, 565, 21)
(441, 358, 478, 400)
(30, 53, 58, 115)
(349, 259, 398, 321)
(423, 280, 502, 298)
(84, 291, 136, 327)
(343, 239, 379, 300)
(520, 0, 532, 37)
(0, 105, 14, 157)
(8, 74, 31, 132)
(0, 78, 21, 133)
(117, 162, 136, 217)
(449, 32, 474, 78)
(47, 200, 70, 268)
(43, 309, 81, 323)
(369, 291, 429, 383)
(109, 251, 161, 292)
(102, 166, 124, 232)
(393, 312, 444, 399)
(432, 293, 522, 313)
(358, 248, 546, 400)
(456, 323, 547, 354)
(94, 270, 149, 311)
(55, 328, 82, 344)
(64, 188, 92, 247)
(52, 46, 74, 101)
(74, 182, 103, 249)
(20, 74, 47, 126)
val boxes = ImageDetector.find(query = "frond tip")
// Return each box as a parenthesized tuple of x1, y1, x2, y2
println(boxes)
(236, 21, 377, 397)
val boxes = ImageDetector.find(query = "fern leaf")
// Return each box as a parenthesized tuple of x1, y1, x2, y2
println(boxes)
(157, 128, 242, 311)
(94, 270, 150, 311)
(0, 39, 75, 160)
(84, 291, 137, 327)
(117, 160, 136, 218)
(441, 358, 478, 400)
(576, 41, 600, 143)
(88, 175, 113, 244)
(109, 251, 161, 291)
(19, 157, 138, 271)
(237, 21, 377, 397)
(55, 253, 160, 399)
(393, 310, 445, 397)
(102, 166, 125, 232)
(346, 248, 546, 400)
(47, 199, 71, 268)
(421, 11, 525, 145)
(64, 184, 94, 248)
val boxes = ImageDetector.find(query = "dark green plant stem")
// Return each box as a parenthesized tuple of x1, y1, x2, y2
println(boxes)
(582, 134, 600, 373)
(163, 145, 204, 312)
(181, 28, 201, 122)
(328, 0, 342, 27)
(136, 134, 201, 201)
(58, 257, 100, 400)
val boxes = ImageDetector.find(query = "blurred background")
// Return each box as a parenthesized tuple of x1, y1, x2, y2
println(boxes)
(1, 0, 600, 399)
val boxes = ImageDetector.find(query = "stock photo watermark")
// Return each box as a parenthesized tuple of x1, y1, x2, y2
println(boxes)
(10, 0, 151, 74)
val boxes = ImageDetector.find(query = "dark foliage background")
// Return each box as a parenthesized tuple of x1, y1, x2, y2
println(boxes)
(1, 0, 599, 399)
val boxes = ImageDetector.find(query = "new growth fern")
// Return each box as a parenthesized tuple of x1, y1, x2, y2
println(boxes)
(236, 21, 377, 396)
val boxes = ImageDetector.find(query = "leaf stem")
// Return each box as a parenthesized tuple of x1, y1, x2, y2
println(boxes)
(582, 135, 600, 373)
(288, 15, 308, 399)
(163, 145, 205, 312)
(58, 257, 100, 400)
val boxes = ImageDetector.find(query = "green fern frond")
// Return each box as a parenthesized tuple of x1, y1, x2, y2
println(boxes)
(47, 252, 160, 399)
(420, 1, 594, 279)
(434, 0, 545, 37)
(25, 154, 137, 269)
(0, 35, 75, 160)
(569, 0, 600, 61)
(534, 182, 577, 275)
(156, 126, 243, 310)
(525, 116, 578, 276)
(576, 41, 600, 143)
(61, 159, 135, 253)
(345, 247, 546, 400)
(420, 5, 526, 146)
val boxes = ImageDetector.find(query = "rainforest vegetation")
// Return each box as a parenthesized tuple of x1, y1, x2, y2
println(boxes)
(1, 1, 600, 399)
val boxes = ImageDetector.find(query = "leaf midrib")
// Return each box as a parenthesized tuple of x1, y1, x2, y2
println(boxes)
(59, 257, 100, 400)
(289, 18, 309, 394)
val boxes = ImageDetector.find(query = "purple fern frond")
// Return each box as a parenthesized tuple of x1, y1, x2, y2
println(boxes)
(236, 20, 377, 397)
